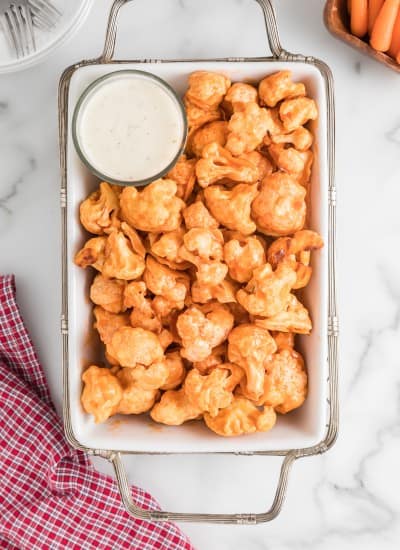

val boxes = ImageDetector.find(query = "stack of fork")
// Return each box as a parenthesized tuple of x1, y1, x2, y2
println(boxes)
(0, 0, 61, 58)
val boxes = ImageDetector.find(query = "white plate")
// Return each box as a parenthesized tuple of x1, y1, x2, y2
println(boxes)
(0, 0, 93, 73)
(66, 60, 329, 454)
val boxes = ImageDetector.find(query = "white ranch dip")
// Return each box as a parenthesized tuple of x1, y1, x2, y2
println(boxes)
(76, 72, 185, 183)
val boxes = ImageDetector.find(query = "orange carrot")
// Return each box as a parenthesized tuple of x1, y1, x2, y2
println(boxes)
(368, 0, 385, 34)
(350, 0, 368, 37)
(387, 6, 400, 57)
(370, 0, 400, 51)
(397, 48, 400, 62)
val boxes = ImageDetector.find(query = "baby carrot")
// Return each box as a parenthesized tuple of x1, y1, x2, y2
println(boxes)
(368, 0, 385, 34)
(387, 6, 400, 57)
(350, 0, 368, 37)
(370, 0, 400, 51)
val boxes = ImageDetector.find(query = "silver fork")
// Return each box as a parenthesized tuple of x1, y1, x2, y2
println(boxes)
(0, 1, 36, 58)
(29, 0, 61, 31)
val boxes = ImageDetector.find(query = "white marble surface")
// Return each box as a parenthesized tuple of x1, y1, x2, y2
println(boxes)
(1, 0, 400, 548)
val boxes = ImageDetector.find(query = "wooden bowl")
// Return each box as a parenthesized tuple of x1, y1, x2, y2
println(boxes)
(324, 0, 400, 73)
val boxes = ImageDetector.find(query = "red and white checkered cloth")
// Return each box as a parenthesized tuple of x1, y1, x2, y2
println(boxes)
(0, 275, 194, 550)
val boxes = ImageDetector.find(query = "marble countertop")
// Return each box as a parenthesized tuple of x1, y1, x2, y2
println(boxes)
(1, 0, 400, 548)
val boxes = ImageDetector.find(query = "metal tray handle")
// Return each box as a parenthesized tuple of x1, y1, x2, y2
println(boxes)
(110, 451, 297, 524)
(100, 0, 285, 62)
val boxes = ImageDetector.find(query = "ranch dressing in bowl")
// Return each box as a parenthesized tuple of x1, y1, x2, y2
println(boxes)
(72, 71, 187, 186)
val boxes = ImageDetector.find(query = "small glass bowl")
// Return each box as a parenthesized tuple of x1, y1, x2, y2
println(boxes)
(72, 70, 188, 187)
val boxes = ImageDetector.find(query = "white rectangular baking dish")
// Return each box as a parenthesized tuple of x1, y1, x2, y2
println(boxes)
(66, 60, 328, 454)
(60, 0, 338, 524)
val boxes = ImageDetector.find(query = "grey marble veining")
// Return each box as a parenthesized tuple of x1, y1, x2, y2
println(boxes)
(1, 0, 400, 549)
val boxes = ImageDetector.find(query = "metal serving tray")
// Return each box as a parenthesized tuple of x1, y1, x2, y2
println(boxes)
(59, 0, 338, 524)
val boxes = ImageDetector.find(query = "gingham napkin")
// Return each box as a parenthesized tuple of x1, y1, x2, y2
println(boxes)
(0, 275, 194, 550)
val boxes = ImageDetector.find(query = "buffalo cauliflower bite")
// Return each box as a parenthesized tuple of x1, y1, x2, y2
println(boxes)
(177, 304, 234, 362)
(166, 155, 196, 201)
(254, 293, 312, 334)
(75, 231, 145, 280)
(204, 396, 276, 436)
(268, 144, 313, 185)
(90, 274, 126, 314)
(259, 348, 307, 413)
(81, 366, 122, 423)
(237, 262, 296, 317)
(279, 97, 318, 132)
(223, 82, 258, 114)
(179, 227, 228, 285)
(267, 230, 324, 289)
(120, 179, 185, 232)
(107, 326, 164, 368)
(79, 182, 120, 235)
(144, 256, 189, 308)
(183, 200, 219, 230)
(185, 71, 231, 111)
(101, 231, 145, 280)
(204, 183, 258, 236)
(74, 237, 107, 271)
(115, 368, 159, 414)
(224, 235, 266, 283)
(180, 228, 224, 263)
(188, 120, 229, 157)
(227, 324, 277, 400)
(150, 388, 202, 425)
(258, 70, 305, 107)
(184, 368, 233, 417)
(93, 306, 130, 346)
(225, 102, 271, 155)
(195, 143, 261, 187)
(150, 227, 188, 269)
(251, 172, 306, 236)
(268, 126, 313, 151)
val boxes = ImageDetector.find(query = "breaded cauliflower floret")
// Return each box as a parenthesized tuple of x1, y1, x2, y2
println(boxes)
(204, 183, 258, 236)
(228, 324, 277, 400)
(237, 262, 296, 318)
(120, 179, 185, 232)
(251, 172, 306, 237)
(177, 304, 234, 362)
(204, 396, 276, 436)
